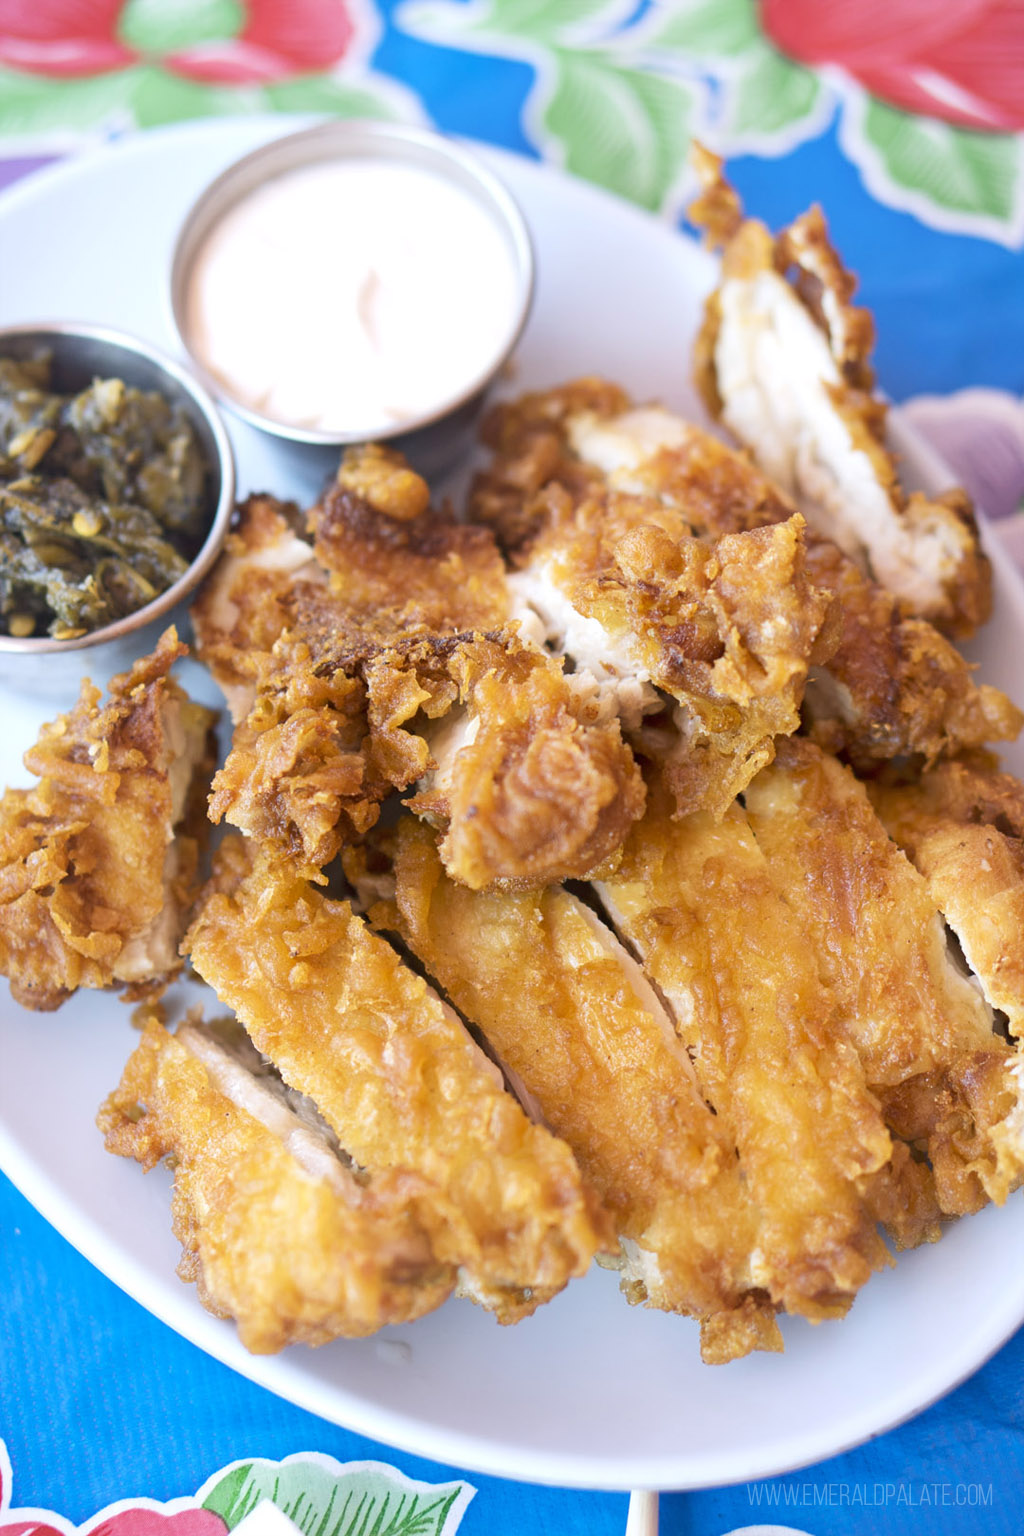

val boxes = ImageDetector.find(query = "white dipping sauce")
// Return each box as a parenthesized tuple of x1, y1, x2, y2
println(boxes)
(185, 158, 521, 435)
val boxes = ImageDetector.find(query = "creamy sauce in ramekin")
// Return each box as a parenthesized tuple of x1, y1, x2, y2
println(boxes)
(185, 158, 520, 435)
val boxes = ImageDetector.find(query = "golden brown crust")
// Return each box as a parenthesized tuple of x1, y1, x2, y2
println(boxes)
(404, 633, 646, 890)
(99, 1013, 454, 1351)
(800, 542, 1022, 769)
(745, 738, 1022, 1213)
(184, 838, 614, 1322)
(477, 385, 1018, 768)
(0, 629, 216, 1009)
(595, 781, 892, 1320)
(207, 652, 383, 876)
(311, 445, 510, 641)
(384, 814, 781, 1362)
(471, 378, 629, 555)
(191, 494, 324, 720)
(687, 143, 744, 250)
(689, 159, 992, 638)
(871, 758, 1024, 1043)
(480, 413, 836, 818)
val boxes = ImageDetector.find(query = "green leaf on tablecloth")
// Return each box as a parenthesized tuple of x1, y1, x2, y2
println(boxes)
(727, 43, 819, 136)
(118, 0, 244, 54)
(202, 1461, 467, 1536)
(264, 77, 400, 120)
(0, 68, 140, 133)
(458, 0, 619, 42)
(128, 67, 262, 128)
(542, 50, 692, 209)
(645, 0, 759, 57)
(862, 100, 1018, 222)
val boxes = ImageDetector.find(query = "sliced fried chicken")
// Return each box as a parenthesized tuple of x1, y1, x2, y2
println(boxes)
(184, 836, 613, 1321)
(593, 778, 893, 1321)
(473, 392, 837, 817)
(506, 496, 833, 817)
(871, 757, 1024, 1044)
(745, 739, 1024, 1213)
(190, 493, 327, 723)
(0, 629, 217, 1009)
(372, 814, 781, 1364)
(472, 382, 1021, 770)
(100, 1011, 454, 1351)
(690, 148, 991, 638)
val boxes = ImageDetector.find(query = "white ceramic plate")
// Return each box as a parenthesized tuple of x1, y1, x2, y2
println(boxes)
(1, 119, 1023, 1494)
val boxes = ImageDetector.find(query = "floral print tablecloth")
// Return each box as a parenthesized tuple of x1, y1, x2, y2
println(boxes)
(1, 4, 1023, 1534)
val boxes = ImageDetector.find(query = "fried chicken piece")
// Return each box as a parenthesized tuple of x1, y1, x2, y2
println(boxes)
(509, 496, 834, 817)
(372, 814, 781, 1363)
(474, 394, 837, 817)
(690, 149, 990, 638)
(593, 778, 893, 1320)
(207, 637, 385, 875)
(208, 622, 644, 889)
(744, 739, 1023, 1213)
(191, 493, 328, 722)
(871, 757, 1024, 1044)
(100, 1011, 454, 1352)
(474, 385, 1020, 769)
(0, 629, 217, 1009)
(185, 837, 613, 1321)
(197, 454, 644, 888)
(400, 632, 646, 889)
(310, 444, 511, 642)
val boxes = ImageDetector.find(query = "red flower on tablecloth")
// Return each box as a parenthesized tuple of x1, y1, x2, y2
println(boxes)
(0, 0, 354, 85)
(87, 1513, 227, 1536)
(761, 0, 1024, 130)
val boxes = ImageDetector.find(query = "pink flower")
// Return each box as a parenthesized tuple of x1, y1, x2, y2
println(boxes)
(0, 1, 134, 77)
(0, 0, 354, 84)
(0, 1524, 65, 1536)
(163, 0, 354, 85)
(761, 0, 1024, 130)
(87, 1510, 227, 1536)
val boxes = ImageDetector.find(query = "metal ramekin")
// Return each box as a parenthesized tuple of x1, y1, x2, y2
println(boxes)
(168, 119, 535, 478)
(0, 322, 235, 693)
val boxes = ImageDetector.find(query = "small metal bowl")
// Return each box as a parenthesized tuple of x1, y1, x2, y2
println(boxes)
(0, 322, 235, 694)
(169, 120, 535, 479)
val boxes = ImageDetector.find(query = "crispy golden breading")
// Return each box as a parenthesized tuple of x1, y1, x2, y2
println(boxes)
(621, 424, 1018, 766)
(100, 1013, 455, 1351)
(402, 632, 646, 890)
(476, 398, 838, 818)
(473, 385, 1021, 769)
(207, 646, 383, 876)
(379, 814, 781, 1364)
(689, 152, 991, 639)
(593, 781, 893, 1321)
(184, 837, 614, 1321)
(190, 494, 327, 722)
(506, 486, 835, 817)
(209, 624, 644, 890)
(0, 629, 216, 1010)
(310, 445, 511, 642)
(197, 453, 644, 888)
(745, 739, 1023, 1213)
(473, 377, 630, 555)
(871, 758, 1024, 1042)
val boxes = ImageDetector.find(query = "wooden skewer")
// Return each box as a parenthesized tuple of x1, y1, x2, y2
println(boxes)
(625, 1489, 659, 1536)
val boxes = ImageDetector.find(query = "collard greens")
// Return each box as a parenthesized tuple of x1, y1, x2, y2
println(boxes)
(0, 355, 208, 639)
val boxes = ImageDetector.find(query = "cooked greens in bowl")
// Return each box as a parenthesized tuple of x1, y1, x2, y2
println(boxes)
(0, 323, 234, 682)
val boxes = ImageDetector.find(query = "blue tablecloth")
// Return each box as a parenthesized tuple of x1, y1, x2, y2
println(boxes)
(1, 2, 1023, 1531)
